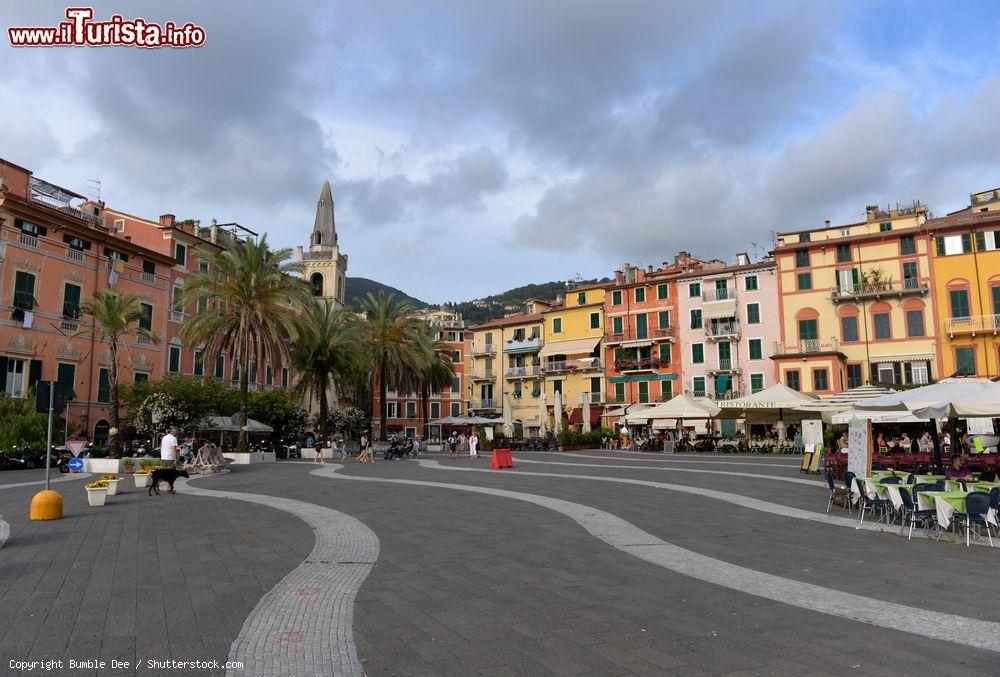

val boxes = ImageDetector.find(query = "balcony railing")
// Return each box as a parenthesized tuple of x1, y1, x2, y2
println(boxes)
(613, 357, 662, 372)
(137, 334, 152, 345)
(605, 326, 674, 343)
(692, 388, 707, 398)
(710, 390, 743, 401)
(541, 358, 605, 373)
(708, 358, 739, 372)
(772, 338, 841, 356)
(588, 392, 603, 404)
(471, 344, 495, 356)
(503, 337, 542, 353)
(470, 370, 496, 381)
(469, 398, 499, 410)
(62, 305, 81, 320)
(67, 247, 85, 262)
(605, 392, 627, 404)
(945, 315, 1000, 336)
(706, 321, 741, 338)
(702, 287, 735, 302)
(18, 232, 38, 248)
(831, 278, 928, 302)
(505, 365, 540, 378)
(141, 271, 155, 283)
(170, 310, 184, 323)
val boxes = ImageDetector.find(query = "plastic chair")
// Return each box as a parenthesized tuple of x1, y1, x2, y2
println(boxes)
(953, 492, 993, 547)
(898, 487, 936, 540)
(826, 472, 852, 514)
(857, 477, 891, 526)
(882, 476, 901, 485)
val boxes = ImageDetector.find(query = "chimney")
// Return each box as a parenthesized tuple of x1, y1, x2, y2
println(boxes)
(159, 214, 175, 229)
(647, 264, 654, 274)
(824, 219, 830, 227)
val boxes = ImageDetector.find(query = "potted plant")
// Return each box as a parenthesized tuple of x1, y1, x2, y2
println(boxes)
(122, 459, 134, 474)
(101, 473, 121, 495)
(133, 468, 152, 488)
(85, 480, 109, 507)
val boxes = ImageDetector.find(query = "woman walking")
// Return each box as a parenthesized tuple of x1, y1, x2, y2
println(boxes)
(469, 431, 480, 459)
(358, 432, 373, 463)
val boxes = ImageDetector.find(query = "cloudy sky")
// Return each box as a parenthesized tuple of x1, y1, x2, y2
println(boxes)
(4, 1, 1000, 302)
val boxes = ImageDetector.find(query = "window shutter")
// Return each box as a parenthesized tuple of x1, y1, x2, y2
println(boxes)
(870, 363, 879, 384)
(892, 362, 902, 385)
(976, 232, 987, 252)
(903, 362, 913, 384)
(935, 237, 945, 256)
(29, 360, 43, 390)
(961, 233, 972, 253)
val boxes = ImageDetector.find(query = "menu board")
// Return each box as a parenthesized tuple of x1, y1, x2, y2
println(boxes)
(847, 419, 871, 478)
(801, 419, 823, 450)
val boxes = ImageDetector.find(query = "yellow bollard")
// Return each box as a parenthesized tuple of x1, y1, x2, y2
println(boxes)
(29, 489, 63, 521)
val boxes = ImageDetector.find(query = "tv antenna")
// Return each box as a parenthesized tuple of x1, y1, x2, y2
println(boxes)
(86, 178, 102, 203)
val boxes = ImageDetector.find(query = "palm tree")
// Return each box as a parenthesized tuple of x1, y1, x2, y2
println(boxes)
(73, 289, 159, 457)
(357, 292, 427, 440)
(179, 236, 311, 451)
(291, 299, 366, 446)
(412, 322, 457, 439)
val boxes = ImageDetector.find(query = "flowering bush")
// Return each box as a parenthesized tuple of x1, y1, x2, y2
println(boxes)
(100, 474, 119, 481)
(129, 392, 191, 436)
(86, 480, 109, 489)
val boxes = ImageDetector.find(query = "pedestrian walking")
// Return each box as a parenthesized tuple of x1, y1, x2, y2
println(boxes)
(447, 432, 458, 458)
(160, 427, 179, 469)
(469, 431, 480, 458)
(459, 433, 468, 458)
(358, 433, 372, 463)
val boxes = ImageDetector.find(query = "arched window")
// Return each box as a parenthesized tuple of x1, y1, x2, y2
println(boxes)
(313, 231, 322, 246)
(837, 304, 860, 343)
(794, 307, 820, 346)
(310, 273, 324, 297)
(94, 420, 110, 445)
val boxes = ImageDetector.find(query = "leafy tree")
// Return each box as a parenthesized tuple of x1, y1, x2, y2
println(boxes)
(73, 289, 159, 457)
(247, 389, 309, 443)
(357, 292, 428, 440)
(122, 376, 240, 429)
(290, 300, 367, 445)
(179, 236, 311, 451)
(0, 393, 49, 453)
(321, 407, 368, 441)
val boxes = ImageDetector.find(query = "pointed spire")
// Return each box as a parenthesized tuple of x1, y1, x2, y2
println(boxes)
(311, 181, 336, 247)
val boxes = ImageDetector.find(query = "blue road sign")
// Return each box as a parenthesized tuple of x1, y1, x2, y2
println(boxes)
(67, 457, 84, 473)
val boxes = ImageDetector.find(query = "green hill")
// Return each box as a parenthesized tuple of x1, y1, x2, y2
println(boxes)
(344, 277, 429, 310)
(443, 278, 610, 324)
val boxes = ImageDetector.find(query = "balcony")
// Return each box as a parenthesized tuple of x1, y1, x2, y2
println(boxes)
(588, 392, 603, 404)
(137, 334, 152, 345)
(505, 365, 541, 379)
(831, 278, 929, 303)
(60, 320, 79, 333)
(13, 291, 37, 311)
(170, 310, 184, 323)
(469, 398, 499, 410)
(469, 370, 496, 381)
(471, 344, 495, 357)
(141, 271, 155, 283)
(503, 337, 542, 353)
(702, 287, 736, 302)
(707, 359, 740, 373)
(605, 327, 674, 345)
(541, 358, 603, 374)
(613, 357, 663, 373)
(706, 321, 741, 340)
(66, 247, 85, 262)
(772, 338, 842, 357)
(18, 232, 38, 248)
(62, 305, 81, 320)
(605, 392, 627, 404)
(945, 315, 1000, 337)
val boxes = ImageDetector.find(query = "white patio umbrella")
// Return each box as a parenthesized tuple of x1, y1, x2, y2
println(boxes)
(553, 390, 563, 435)
(502, 393, 514, 437)
(538, 391, 548, 437)
(624, 393, 719, 424)
(716, 383, 816, 441)
(580, 392, 592, 433)
(795, 385, 897, 424)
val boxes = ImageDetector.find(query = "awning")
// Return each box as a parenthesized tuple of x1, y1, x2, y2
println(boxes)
(568, 407, 602, 426)
(702, 300, 737, 320)
(869, 353, 935, 364)
(537, 336, 601, 359)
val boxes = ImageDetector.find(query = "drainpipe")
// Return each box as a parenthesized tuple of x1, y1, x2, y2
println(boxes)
(969, 228, 990, 377)
(83, 244, 101, 436)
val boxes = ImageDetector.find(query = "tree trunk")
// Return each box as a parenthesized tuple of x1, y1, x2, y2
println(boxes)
(318, 380, 329, 448)
(420, 382, 429, 440)
(239, 347, 250, 452)
(108, 342, 121, 458)
(378, 363, 388, 441)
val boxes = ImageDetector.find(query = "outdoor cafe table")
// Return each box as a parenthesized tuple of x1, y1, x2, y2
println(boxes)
(915, 490, 1000, 530)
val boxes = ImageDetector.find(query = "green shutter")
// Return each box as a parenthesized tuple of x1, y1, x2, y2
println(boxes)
(98, 369, 111, 403)
(28, 360, 43, 391)
(935, 236, 945, 256)
(976, 232, 987, 252)
(961, 233, 973, 253)
(57, 363, 76, 400)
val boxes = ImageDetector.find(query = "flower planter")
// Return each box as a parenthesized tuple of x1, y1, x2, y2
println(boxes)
(134, 474, 151, 489)
(105, 479, 120, 495)
(86, 488, 108, 507)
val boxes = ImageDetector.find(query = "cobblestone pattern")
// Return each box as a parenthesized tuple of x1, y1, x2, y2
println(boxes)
(0, 516, 8, 550)
(181, 474, 380, 677)
(316, 464, 1000, 654)
(523, 456, 824, 486)
(0, 472, 92, 489)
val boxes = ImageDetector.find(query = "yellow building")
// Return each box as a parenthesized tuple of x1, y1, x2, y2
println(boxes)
(772, 203, 938, 394)
(465, 300, 550, 436)
(928, 187, 1000, 378)
(539, 285, 606, 430)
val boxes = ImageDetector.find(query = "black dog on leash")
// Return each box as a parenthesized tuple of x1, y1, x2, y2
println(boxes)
(148, 468, 190, 495)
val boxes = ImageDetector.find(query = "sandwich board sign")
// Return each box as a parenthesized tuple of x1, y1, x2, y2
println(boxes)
(847, 418, 872, 479)
(66, 439, 87, 457)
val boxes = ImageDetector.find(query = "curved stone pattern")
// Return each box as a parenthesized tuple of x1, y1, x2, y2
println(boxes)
(0, 473, 92, 490)
(0, 516, 8, 550)
(181, 474, 380, 677)
(521, 456, 824, 486)
(317, 464, 1000, 653)
(558, 451, 802, 469)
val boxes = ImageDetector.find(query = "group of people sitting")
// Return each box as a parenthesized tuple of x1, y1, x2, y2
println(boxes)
(836, 429, 989, 455)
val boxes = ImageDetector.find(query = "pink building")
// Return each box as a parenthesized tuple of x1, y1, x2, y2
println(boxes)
(675, 254, 780, 404)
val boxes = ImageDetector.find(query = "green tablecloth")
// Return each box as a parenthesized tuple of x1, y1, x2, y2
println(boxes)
(917, 491, 969, 512)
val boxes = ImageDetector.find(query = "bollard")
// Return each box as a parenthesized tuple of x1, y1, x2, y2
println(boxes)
(30, 489, 63, 521)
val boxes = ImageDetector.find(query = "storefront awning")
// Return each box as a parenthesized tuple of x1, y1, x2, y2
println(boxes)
(537, 336, 601, 359)
(568, 407, 602, 426)
(869, 353, 935, 364)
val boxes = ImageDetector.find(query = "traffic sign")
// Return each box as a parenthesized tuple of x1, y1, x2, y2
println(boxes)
(35, 381, 65, 414)
(67, 458, 84, 473)
(67, 439, 87, 457)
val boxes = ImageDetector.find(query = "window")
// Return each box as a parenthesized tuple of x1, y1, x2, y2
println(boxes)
(430, 402, 441, 419)
(660, 380, 673, 401)
(799, 232, 811, 243)
(905, 309, 925, 337)
(635, 287, 646, 303)
(873, 312, 892, 340)
(98, 368, 111, 403)
(976, 230, 1000, 251)
(900, 235, 916, 255)
(386, 402, 398, 418)
(902, 261, 919, 288)
(232, 363, 240, 382)
(175, 242, 186, 265)
(692, 376, 706, 397)
(748, 339, 763, 360)
(215, 354, 225, 379)
(798, 319, 818, 342)
(194, 350, 204, 377)
(15, 218, 46, 237)
(13, 270, 36, 309)
(611, 290, 622, 305)
(172, 284, 184, 314)
(841, 315, 859, 342)
(142, 259, 156, 276)
(657, 284, 669, 300)
(590, 312, 600, 329)
(450, 402, 461, 417)
(136, 303, 152, 332)
(199, 260, 209, 274)
(692, 343, 705, 364)
(796, 272, 812, 290)
(658, 310, 670, 328)
(955, 347, 976, 376)
(840, 228, 851, 237)
(637, 381, 649, 403)
(452, 350, 461, 363)
(635, 313, 648, 339)
(451, 376, 460, 393)
(265, 366, 273, 386)
(134, 372, 149, 383)
(577, 291, 586, 305)
(282, 368, 289, 388)
(786, 370, 801, 391)
(847, 364, 863, 389)
(406, 402, 417, 418)
(553, 380, 563, 395)
(168, 346, 181, 373)
(879, 222, 892, 232)
(62, 283, 82, 319)
(750, 373, 764, 393)
(813, 368, 829, 391)
(552, 317, 562, 334)
(836, 244, 851, 263)
(936, 234, 973, 256)
(688, 282, 701, 298)
(744, 275, 758, 291)
(612, 316, 624, 334)
(57, 363, 76, 400)
(690, 309, 702, 329)
(746, 303, 760, 325)
(949, 289, 971, 319)
(614, 382, 625, 402)
(795, 250, 810, 268)
(658, 343, 671, 363)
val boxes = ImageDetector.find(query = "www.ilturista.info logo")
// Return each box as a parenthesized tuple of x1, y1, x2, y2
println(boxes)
(8, 7, 206, 48)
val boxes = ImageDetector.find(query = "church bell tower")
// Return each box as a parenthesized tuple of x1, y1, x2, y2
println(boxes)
(297, 181, 348, 308)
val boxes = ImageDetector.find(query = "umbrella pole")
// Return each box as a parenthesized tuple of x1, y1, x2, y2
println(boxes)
(929, 418, 943, 473)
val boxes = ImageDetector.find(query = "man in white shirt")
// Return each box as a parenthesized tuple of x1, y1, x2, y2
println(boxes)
(161, 427, 179, 469)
